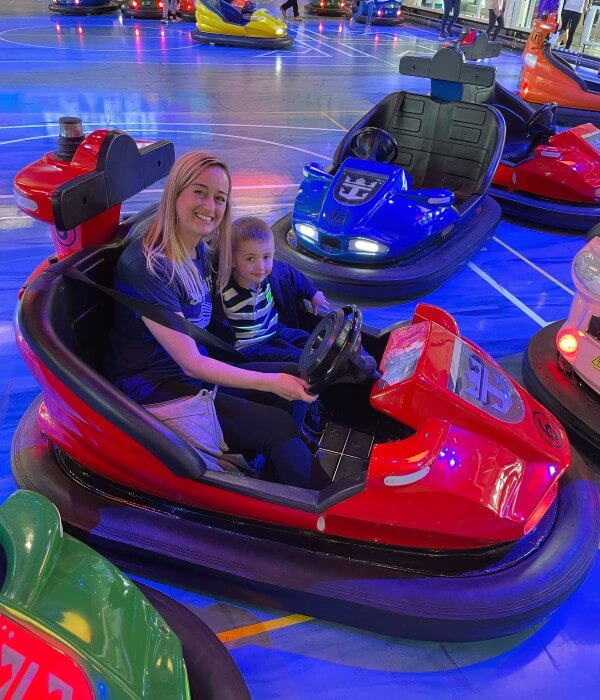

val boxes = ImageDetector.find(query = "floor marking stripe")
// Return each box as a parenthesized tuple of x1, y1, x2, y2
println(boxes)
(321, 112, 349, 131)
(0, 185, 301, 200)
(467, 262, 550, 328)
(217, 614, 314, 644)
(0, 129, 331, 159)
(492, 236, 575, 296)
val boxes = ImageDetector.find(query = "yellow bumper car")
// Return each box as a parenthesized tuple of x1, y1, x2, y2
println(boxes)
(191, 0, 293, 49)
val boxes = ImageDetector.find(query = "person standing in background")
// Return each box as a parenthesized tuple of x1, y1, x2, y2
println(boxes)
(486, 0, 504, 40)
(439, 0, 461, 39)
(349, 0, 375, 34)
(161, 0, 178, 23)
(280, 0, 302, 22)
(556, 0, 590, 50)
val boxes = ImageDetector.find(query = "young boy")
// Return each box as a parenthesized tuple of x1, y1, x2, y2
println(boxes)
(212, 216, 329, 363)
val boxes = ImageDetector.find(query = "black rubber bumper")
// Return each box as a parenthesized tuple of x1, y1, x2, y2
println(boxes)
(556, 105, 600, 128)
(191, 29, 293, 49)
(12, 396, 599, 642)
(305, 8, 348, 16)
(121, 6, 162, 18)
(489, 186, 600, 232)
(49, 2, 118, 14)
(356, 16, 404, 25)
(136, 583, 250, 700)
(272, 196, 501, 300)
(522, 320, 600, 454)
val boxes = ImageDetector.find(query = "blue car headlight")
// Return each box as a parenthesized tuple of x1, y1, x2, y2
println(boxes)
(348, 238, 389, 255)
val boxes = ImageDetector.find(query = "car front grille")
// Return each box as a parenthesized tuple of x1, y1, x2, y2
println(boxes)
(320, 234, 342, 250)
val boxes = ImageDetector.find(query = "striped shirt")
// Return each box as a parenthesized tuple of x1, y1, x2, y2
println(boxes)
(221, 276, 279, 350)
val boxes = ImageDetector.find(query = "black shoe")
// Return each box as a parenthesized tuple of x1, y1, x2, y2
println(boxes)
(304, 399, 330, 436)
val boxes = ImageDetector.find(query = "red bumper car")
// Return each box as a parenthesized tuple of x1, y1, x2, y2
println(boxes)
(454, 31, 600, 231)
(11, 119, 599, 642)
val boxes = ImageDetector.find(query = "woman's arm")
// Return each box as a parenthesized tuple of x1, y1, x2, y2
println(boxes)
(143, 315, 317, 402)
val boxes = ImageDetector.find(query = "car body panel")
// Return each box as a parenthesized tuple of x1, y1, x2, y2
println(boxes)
(192, 2, 292, 47)
(494, 122, 600, 203)
(519, 14, 600, 118)
(558, 235, 600, 394)
(0, 491, 190, 699)
(291, 158, 458, 264)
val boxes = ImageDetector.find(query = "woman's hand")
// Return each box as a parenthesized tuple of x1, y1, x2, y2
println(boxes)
(263, 373, 318, 402)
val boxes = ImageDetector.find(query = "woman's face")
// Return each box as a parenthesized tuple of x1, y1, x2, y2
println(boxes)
(175, 166, 230, 243)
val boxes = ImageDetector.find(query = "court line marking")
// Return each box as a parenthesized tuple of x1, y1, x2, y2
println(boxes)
(320, 112, 348, 131)
(0, 129, 331, 160)
(492, 236, 575, 296)
(217, 614, 313, 644)
(0, 111, 368, 119)
(467, 262, 550, 328)
(300, 26, 398, 66)
(0, 184, 301, 200)
(0, 24, 198, 53)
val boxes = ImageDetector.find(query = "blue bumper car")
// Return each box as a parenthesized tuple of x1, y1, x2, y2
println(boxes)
(273, 47, 505, 299)
(49, 0, 118, 14)
(356, 0, 403, 25)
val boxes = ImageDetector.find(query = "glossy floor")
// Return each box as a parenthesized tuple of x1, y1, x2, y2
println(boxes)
(0, 2, 598, 697)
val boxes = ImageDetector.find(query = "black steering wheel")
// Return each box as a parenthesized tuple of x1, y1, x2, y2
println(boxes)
(349, 127, 399, 163)
(299, 305, 381, 394)
(524, 102, 557, 135)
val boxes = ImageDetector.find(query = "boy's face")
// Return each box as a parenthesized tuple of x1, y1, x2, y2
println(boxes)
(232, 237, 275, 290)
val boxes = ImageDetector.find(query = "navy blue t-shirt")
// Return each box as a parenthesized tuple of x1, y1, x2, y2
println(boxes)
(104, 238, 212, 404)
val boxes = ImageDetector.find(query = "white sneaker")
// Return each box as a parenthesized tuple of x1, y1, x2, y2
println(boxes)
(364, 26, 372, 34)
(349, 18, 355, 28)
(161, 18, 168, 24)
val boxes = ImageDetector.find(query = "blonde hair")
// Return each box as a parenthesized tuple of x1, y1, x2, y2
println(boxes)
(142, 151, 233, 293)
(231, 216, 274, 250)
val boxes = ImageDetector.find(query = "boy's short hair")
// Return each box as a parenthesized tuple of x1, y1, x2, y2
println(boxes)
(231, 216, 274, 249)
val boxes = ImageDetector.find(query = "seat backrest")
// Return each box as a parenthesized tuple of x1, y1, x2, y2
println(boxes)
(50, 245, 120, 371)
(387, 94, 501, 200)
(18, 243, 206, 480)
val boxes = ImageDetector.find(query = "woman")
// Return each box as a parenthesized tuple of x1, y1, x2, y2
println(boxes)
(439, 0, 461, 39)
(104, 151, 328, 490)
(556, 0, 589, 51)
(486, 0, 504, 41)
(349, 0, 375, 34)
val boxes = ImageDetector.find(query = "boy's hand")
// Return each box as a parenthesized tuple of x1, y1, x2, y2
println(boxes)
(311, 291, 330, 313)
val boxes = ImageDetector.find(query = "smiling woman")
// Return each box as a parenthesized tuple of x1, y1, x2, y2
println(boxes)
(102, 149, 330, 490)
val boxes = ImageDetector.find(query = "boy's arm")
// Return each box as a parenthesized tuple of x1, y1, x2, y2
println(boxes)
(285, 262, 330, 312)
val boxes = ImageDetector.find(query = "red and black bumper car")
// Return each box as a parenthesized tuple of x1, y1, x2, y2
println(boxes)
(456, 32, 600, 231)
(49, 0, 119, 15)
(11, 118, 599, 642)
